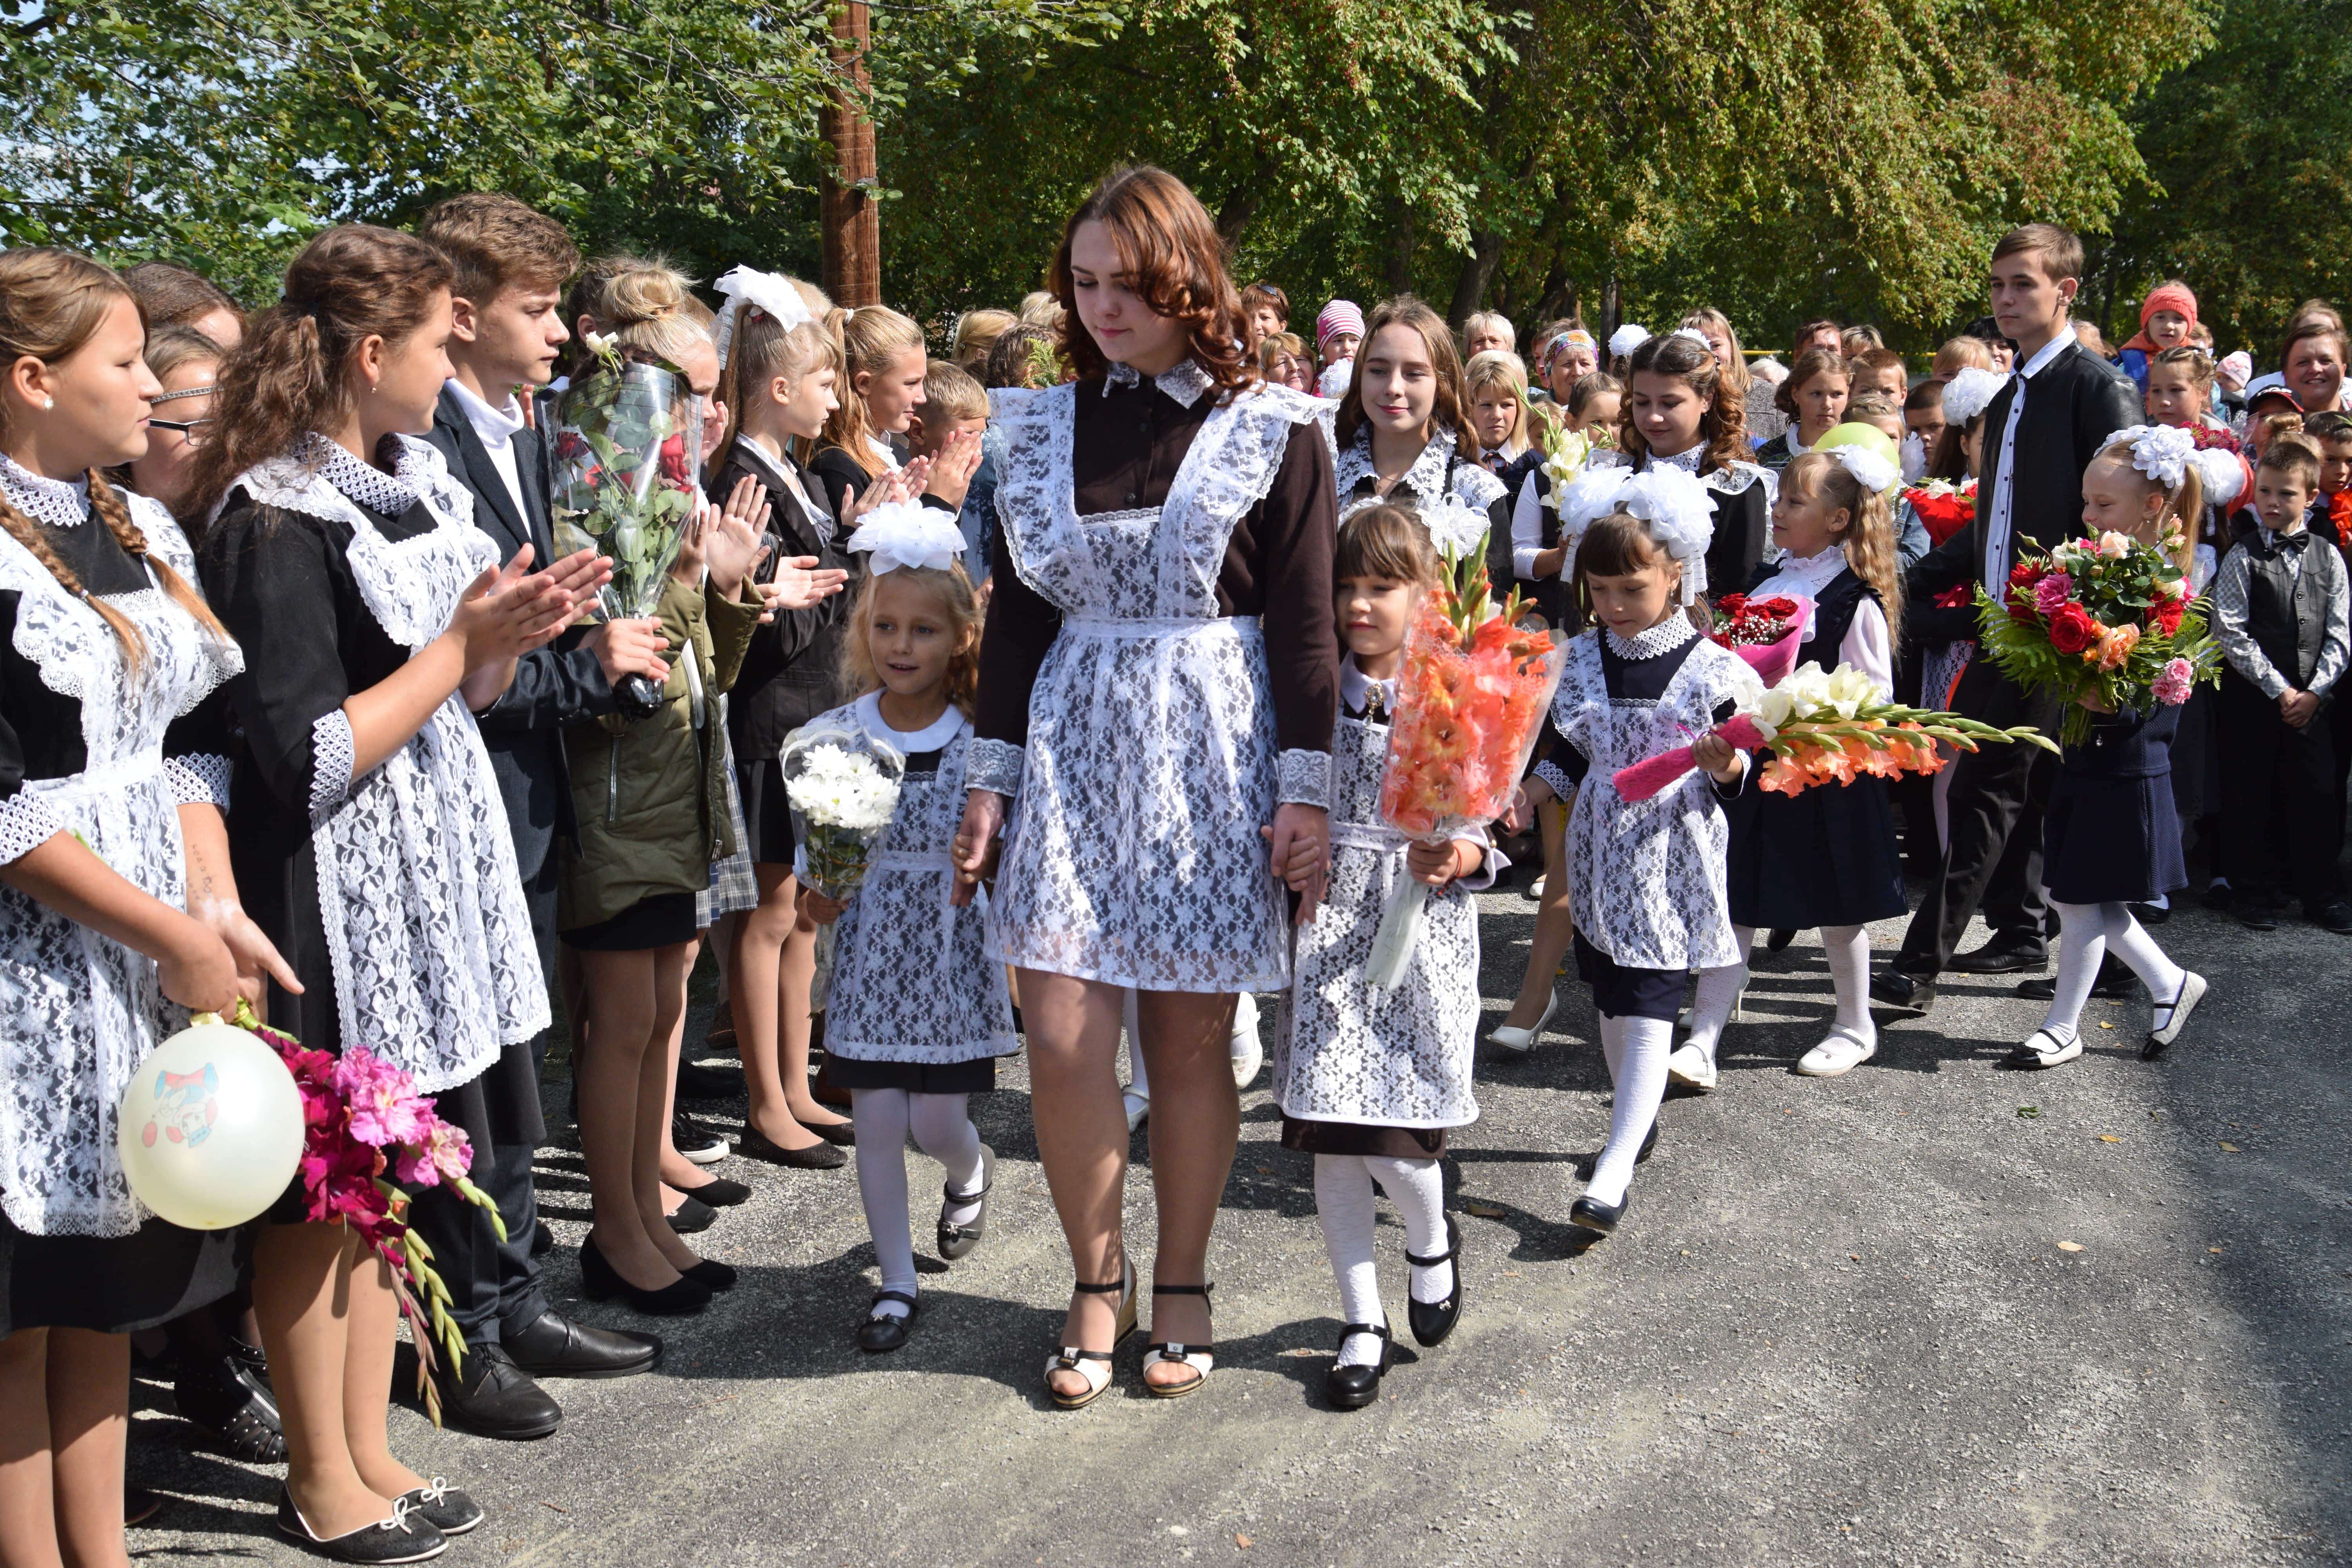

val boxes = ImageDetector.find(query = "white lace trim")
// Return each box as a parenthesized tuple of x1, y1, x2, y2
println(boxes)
(0, 791, 65, 861)
(303, 433, 425, 516)
(309, 708, 355, 820)
(1651, 444, 1706, 474)
(1534, 759, 1577, 800)
(965, 737, 1024, 796)
(1277, 747, 1333, 808)
(1105, 358, 1216, 408)
(0, 454, 89, 528)
(1607, 618, 1701, 661)
(165, 753, 232, 808)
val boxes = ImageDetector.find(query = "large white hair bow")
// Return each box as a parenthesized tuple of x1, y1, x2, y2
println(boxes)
(845, 498, 966, 575)
(2190, 445, 2246, 507)
(1617, 466, 1716, 605)
(1608, 324, 1651, 359)
(1825, 443, 1901, 496)
(2104, 423, 2198, 490)
(1940, 366, 2005, 426)
(1554, 466, 1630, 581)
(711, 265, 814, 370)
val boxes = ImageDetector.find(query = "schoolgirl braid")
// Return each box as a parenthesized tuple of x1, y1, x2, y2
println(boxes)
(0, 486, 150, 671)
(85, 467, 229, 641)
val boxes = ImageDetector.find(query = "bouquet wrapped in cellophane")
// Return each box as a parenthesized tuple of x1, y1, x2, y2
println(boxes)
(1611, 661, 2055, 802)
(781, 720, 906, 1008)
(1973, 530, 2221, 745)
(1364, 534, 1566, 988)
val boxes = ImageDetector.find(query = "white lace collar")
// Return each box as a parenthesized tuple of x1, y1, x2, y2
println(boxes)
(1605, 616, 1700, 661)
(1648, 443, 1706, 475)
(301, 433, 430, 517)
(1764, 544, 1848, 594)
(1338, 654, 1398, 717)
(1104, 358, 1216, 409)
(1336, 424, 1457, 502)
(0, 452, 90, 529)
(855, 688, 966, 753)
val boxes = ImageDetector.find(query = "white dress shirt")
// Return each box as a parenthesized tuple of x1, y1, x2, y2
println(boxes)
(443, 377, 531, 526)
(1979, 331, 2072, 595)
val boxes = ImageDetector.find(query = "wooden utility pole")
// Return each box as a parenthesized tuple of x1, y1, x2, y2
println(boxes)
(820, 0, 880, 309)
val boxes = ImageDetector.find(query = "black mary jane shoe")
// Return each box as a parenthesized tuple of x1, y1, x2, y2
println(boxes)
(858, 1290, 919, 1353)
(736, 1125, 849, 1170)
(396, 1479, 483, 1537)
(2015, 957, 2137, 1003)
(275, 1487, 446, 1564)
(1324, 1323, 1393, 1410)
(681, 1257, 738, 1292)
(1568, 1193, 1627, 1237)
(578, 1236, 712, 1317)
(1405, 1216, 1465, 1348)
(938, 1145, 995, 1261)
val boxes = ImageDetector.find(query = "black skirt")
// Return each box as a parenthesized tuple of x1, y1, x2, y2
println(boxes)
(0, 1212, 241, 1337)
(733, 756, 796, 866)
(1573, 933, 1684, 1023)
(561, 890, 701, 952)
(1278, 1116, 1446, 1159)
(2169, 683, 2220, 822)
(1723, 775, 1907, 930)
(824, 1055, 996, 1094)
(2042, 706, 2187, 905)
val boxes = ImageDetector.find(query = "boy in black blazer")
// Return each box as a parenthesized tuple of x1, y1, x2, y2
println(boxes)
(1876, 225, 2142, 1014)
(416, 194, 668, 1436)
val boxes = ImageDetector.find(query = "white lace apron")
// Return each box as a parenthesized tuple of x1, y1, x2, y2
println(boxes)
(0, 498, 241, 1236)
(983, 380, 1318, 992)
(229, 438, 548, 1092)
(1271, 709, 1481, 1130)
(822, 696, 1017, 1063)
(1553, 630, 1762, 973)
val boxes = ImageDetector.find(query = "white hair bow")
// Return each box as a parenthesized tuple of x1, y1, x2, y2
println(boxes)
(1608, 324, 1651, 359)
(2189, 445, 2245, 507)
(1416, 499, 1490, 557)
(1618, 466, 1715, 605)
(1554, 466, 1630, 581)
(1940, 366, 2005, 426)
(1826, 443, 1901, 496)
(2105, 423, 2199, 490)
(1669, 326, 1713, 349)
(711, 265, 813, 370)
(844, 499, 966, 575)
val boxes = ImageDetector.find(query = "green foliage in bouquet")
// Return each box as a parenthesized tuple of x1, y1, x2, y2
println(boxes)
(550, 338, 702, 620)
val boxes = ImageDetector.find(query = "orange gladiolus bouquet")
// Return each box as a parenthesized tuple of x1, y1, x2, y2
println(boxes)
(1365, 533, 1566, 987)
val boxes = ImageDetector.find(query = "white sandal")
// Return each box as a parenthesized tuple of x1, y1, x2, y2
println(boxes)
(1142, 1283, 1216, 1399)
(1044, 1260, 1135, 1410)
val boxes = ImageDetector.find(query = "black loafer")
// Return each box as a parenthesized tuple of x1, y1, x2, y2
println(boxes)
(1869, 971, 1936, 1014)
(1324, 1323, 1392, 1409)
(1568, 1194, 1627, 1236)
(1405, 1216, 1464, 1348)
(665, 1195, 716, 1235)
(675, 1175, 751, 1208)
(938, 1145, 995, 1261)
(275, 1486, 446, 1563)
(395, 1480, 483, 1537)
(858, 1290, 919, 1352)
(433, 1345, 562, 1441)
(736, 1126, 848, 1169)
(673, 1061, 743, 1101)
(504, 1310, 661, 1379)
(1950, 935, 2047, 974)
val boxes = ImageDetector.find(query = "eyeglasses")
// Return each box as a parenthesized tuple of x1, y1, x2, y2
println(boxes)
(148, 417, 212, 446)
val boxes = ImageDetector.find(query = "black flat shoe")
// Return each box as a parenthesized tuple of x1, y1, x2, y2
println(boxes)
(735, 1125, 848, 1170)
(432, 1345, 562, 1441)
(2200, 881, 2233, 911)
(395, 1480, 483, 1537)
(1575, 1120, 1658, 1180)
(675, 1174, 751, 1208)
(938, 1145, 995, 1261)
(2127, 901, 2171, 927)
(126, 1487, 165, 1527)
(681, 1258, 738, 1292)
(2015, 957, 2136, 1003)
(1765, 927, 1797, 953)
(1405, 1216, 1464, 1348)
(174, 1349, 287, 1463)
(808, 1116, 856, 1147)
(858, 1290, 919, 1353)
(1950, 936, 2047, 975)
(665, 1195, 716, 1235)
(1324, 1323, 1392, 1410)
(578, 1236, 711, 1316)
(275, 1487, 446, 1564)
(2238, 902, 2280, 932)
(1568, 1194, 1627, 1236)
(1869, 971, 1936, 1015)
(673, 1061, 743, 1101)
(504, 1310, 661, 1379)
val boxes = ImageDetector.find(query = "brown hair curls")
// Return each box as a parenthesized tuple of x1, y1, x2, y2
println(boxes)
(1048, 165, 1255, 399)
(1619, 330, 1747, 474)
(1335, 295, 1473, 459)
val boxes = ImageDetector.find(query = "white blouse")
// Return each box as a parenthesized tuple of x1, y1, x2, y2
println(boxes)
(1748, 546, 1893, 701)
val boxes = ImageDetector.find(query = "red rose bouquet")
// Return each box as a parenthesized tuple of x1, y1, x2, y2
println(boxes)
(1975, 531, 2221, 744)
(1901, 478, 1978, 546)
(1710, 593, 1803, 648)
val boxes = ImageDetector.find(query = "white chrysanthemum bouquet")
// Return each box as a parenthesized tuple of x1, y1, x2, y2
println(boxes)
(780, 723, 906, 900)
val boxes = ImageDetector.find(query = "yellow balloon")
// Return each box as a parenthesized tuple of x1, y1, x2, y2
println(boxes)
(115, 1022, 305, 1230)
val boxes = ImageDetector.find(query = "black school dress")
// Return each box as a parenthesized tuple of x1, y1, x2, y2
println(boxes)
(2042, 704, 2187, 905)
(1722, 567, 1908, 930)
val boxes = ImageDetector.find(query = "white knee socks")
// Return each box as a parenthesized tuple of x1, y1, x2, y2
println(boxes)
(2102, 906, 2185, 1003)
(1820, 924, 1876, 1046)
(852, 1088, 987, 1319)
(1588, 1014, 1670, 1207)
(1365, 1155, 1450, 1304)
(2043, 901, 2183, 1043)
(1683, 930, 1754, 1065)
(1313, 1155, 1385, 1365)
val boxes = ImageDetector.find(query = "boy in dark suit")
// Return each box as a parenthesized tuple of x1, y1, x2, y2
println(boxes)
(415, 193, 669, 1436)
(1875, 224, 2142, 1014)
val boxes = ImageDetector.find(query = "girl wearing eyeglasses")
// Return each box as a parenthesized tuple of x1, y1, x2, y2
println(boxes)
(127, 323, 220, 514)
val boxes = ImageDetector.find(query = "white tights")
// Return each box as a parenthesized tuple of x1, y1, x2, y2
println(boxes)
(1684, 924, 1875, 1063)
(2040, 901, 2185, 1044)
(1588, 1013, 1672, 1207)
(850, 1088, 987, 1319)
(1313, 1153, 1451, 1367)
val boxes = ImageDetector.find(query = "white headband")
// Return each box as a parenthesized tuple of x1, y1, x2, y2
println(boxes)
(1824, 443, 1900, 496)
(711, 265, 814, 370)
(844, 499, 966, 575)
(1608, 324, 1651, 359)
(1940, 366, 2004, 425)
(1669, 327, 1713, 349)
(2103, 423, 2199, 490)
(1617, 466, 1715, 606)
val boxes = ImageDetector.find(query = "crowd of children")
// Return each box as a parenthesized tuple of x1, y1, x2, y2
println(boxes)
(3, 168, 2348, 1564)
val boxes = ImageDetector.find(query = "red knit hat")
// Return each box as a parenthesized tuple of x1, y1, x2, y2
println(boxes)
(2140, 282, 2198, 331)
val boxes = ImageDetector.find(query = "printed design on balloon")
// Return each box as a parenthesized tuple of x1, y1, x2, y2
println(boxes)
(141, 1063, 221, 1148)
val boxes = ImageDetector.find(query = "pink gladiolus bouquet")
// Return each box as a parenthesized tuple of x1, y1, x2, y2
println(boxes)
(235, 1002, 499, 1425)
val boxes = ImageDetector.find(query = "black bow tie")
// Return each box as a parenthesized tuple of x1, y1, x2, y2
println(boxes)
(2271, 529, 2313, 553)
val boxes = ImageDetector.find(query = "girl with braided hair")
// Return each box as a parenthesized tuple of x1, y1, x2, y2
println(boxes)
(0, 247, 288, 1568)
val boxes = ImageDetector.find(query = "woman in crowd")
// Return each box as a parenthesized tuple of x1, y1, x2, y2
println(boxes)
(126, 324, 221, 515)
